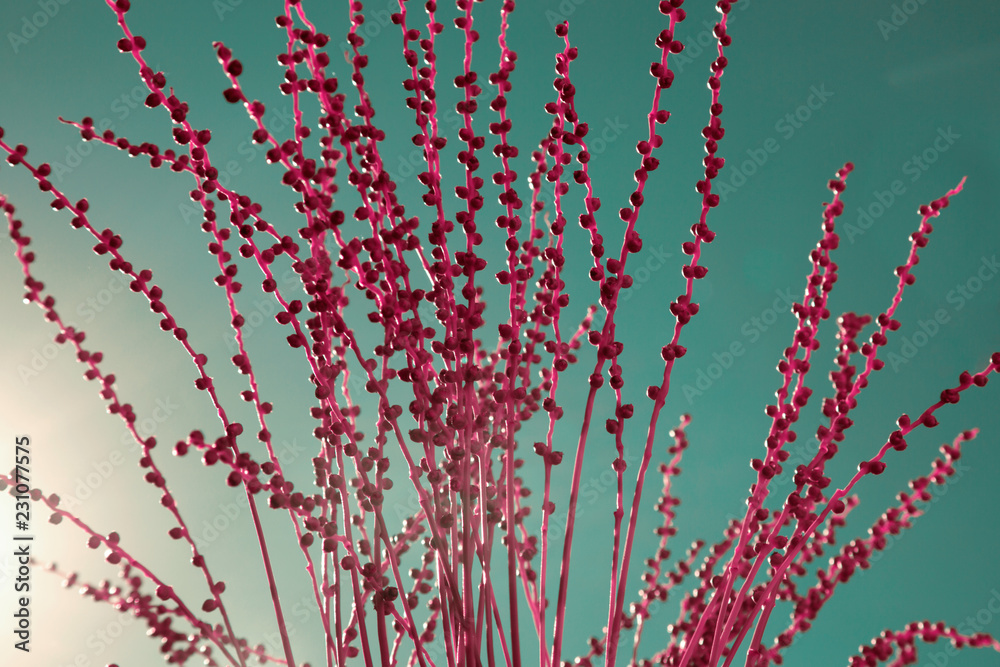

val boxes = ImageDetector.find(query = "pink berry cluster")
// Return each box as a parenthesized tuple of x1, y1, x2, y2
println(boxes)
(1, 1, 999, 666)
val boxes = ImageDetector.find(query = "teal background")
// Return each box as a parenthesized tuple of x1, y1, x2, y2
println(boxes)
(1, 1, 998, 666)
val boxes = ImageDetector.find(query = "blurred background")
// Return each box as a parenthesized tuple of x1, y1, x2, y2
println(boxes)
(1, 1, 998, 665)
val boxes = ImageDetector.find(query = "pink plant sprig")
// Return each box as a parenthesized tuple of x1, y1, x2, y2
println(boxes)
(50, 116, 335, 527)
(53, 117, 312, 278)
(0, 190, 253, 665)
(498, 16, 588, 665)
(299, 506, 431, 646)
(44, 86, 313, 664)
(848, 621, 1000, 667)
(476, 2, 562, 661)
(734, 183, 974, 654)
(107, 4, 456, 661)
(706, 174, 955, 666)
(574, 530, 704, 665)
(773, 494, 860, 615)
(310, 268, 548, 664)
(533, 304, 597, 661)
(828, 311, 873, 408)
(473, 3, 527, 658)
(94, 22, 564, 656)
(379, 0, 469, 645)
(764, 430, 980, 665)
(794, 187, 966, 497)
(654, 516, 743, 666)
(731, 354, 1000, 667)
(0, 473, 248, 665)
(518, 32, 611, 538)
(12, 90, 362, 664)
(93, 11, 357, 662)
(636, 174, 985, 660)
(271, 12, 498, 658)
(602, 3, 733, 664)
(627, 414, 693, 662)
(747, 312, 868, 602)
(56, 562, 225, 666)
(541, 1, 725, 664)
(789, 188, 967, 501)
(332, 2, 620, 656)
(48, 559, 285, 666)
(311, 292, 512, 664)
(724, 182, 989, 664)
(539, 22, 641, 662)
(696, 165, 855, 665)
(629, 541, 704, 667)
